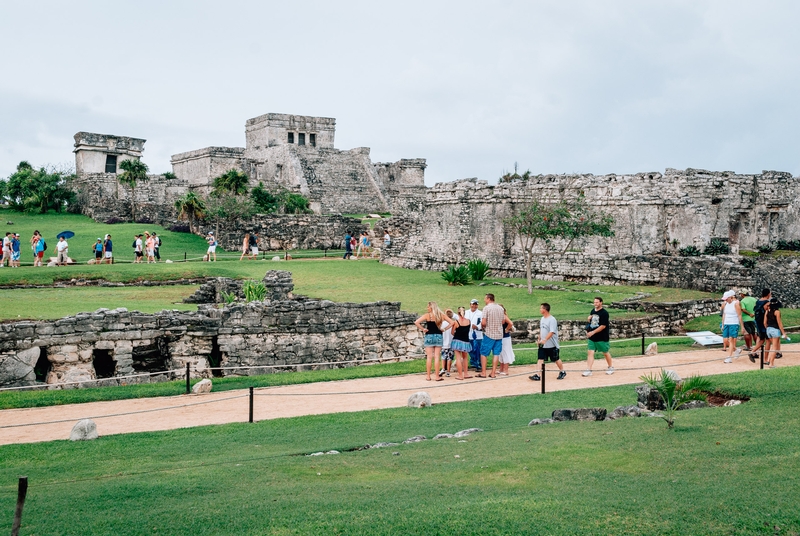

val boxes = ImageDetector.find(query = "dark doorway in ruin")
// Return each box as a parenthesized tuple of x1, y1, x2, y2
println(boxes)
(309, 133, 316, 147)
(93, 349, 116, 378)
(132, 337, 171, 373)
(287, 132, 294, 144)
(105, 155, 118, 173)
(298, 133, 306, 146)
(208, 337, 223, 378)
(33, 348, 50, 383)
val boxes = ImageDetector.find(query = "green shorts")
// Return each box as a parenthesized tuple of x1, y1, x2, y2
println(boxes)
(587, 340, 610, 353)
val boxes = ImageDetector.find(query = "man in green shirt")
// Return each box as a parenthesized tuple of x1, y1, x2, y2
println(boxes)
(739, 290, 757, 352)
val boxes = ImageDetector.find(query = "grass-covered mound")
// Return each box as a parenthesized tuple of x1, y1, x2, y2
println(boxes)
(0, 368, 798, 534)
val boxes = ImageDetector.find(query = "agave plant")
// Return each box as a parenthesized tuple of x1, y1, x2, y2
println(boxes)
(639, 369, 712, 429)
(441, 265, 471, 286)
(242, 280, 267, 302)
(466, 259, 492, 281)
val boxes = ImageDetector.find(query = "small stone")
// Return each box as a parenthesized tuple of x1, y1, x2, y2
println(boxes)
(403, 435, 427, 444)
(69, 419, 98, 441)
(723, 399, 742, 406)
(664, 370, 681, 382)
(272, 256, 281, 261)
(645, 342, 658, 355)
(454, 428, 482, 437)
(325, 450, 340, 455)
(392, 452, 400, 456)
(308, 452, 324, 456)
(528, 418, 555, 426)
(192, 378, 212, 394)
(407, 391, 432, 408)
(677, 400, 708, 410)
(433, 433, 455, 439)
(454, 455, 460, 458)
(370, 442, 400, 449)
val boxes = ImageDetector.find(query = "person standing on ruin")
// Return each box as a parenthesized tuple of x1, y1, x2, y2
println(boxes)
(239, 233, 251, 261)
(583, 297, 614, 376)
(383, 231, 391, 247)
(479, 293, 504, 378)
(722, 290, 744, 363)
(530, 303, 566, 381)
(464, 298, 483, 372)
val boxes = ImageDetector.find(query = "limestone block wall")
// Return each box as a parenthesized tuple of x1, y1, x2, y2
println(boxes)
(170, 147, 246, 190)
(0, 272, 423, 388)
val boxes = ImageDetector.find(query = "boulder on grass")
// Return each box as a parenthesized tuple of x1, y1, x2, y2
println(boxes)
(407, 391, 432, 408)
(552, 408, 607, 422)
(70, 419, 98, 441)
(192, 378, 212, 394)
(645, 342, 658, 355)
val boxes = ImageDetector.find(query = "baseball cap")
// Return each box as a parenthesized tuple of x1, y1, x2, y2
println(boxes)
(470, 299, 479, 304)
(722, 290, 736, 299)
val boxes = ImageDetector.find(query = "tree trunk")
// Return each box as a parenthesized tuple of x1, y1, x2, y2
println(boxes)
(526, 250, 533, 294)
(130, 185, 136, 223)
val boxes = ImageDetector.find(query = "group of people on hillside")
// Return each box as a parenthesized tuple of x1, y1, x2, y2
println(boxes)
(342, 230, 390, 260)
(132, 232, 160, 264)
(1, 232, 22, 268)
(1, 230, 83, 267)
(721, 288, 787, 368)
(412, 293, 616, 382)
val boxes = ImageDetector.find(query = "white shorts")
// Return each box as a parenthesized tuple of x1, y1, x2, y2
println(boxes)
(105, 251, 113, 258)
(207, 246, 216, 253)
(250, 247, 258, 255)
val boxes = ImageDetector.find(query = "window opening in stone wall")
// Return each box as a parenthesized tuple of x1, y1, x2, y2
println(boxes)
(132, 337, 171, 373)
(298, 133, 305, 146)
(105, 155, 118, 173)
(93, 349, 116, 378)
(33, 348, 50, 383)
(287, 132, 294, 144)
(208, 336, 224, 378)
(309, 133, 316, 147)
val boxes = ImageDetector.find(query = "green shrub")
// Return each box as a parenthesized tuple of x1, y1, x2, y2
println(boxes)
(242, 280, 267, 302)
(678, 245, 702, 257)
(251, 182, 281, 213)
(758, 244, 775, 254)
(162, 171, 177, 180)
(775, 240, 800, 251)
(441, 265, 471, 286)
(466, 259, 492, 281)
(703, 238, 730, 255)
(740, 257, 757, 269)
(639, 369, 712, 429)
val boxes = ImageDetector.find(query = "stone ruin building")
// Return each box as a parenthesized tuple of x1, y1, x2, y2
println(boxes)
(0, 271, 424, 389)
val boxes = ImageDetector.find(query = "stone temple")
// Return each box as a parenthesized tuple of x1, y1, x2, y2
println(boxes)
(73, 112, 426, 215)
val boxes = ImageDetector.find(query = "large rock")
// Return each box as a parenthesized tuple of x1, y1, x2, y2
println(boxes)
(635, 384, 665, 411)
(645, 342, 658, 355)
(192, 378, 213, 394)
(454, 428, 482, 437)
(0, 347, 41, 386)
(407, 391, 432, 408)
(70, 419, 98, 441)
(677, 400, 708, 411)
(552, 408, 607, 422)
(607, 405, 642, 420)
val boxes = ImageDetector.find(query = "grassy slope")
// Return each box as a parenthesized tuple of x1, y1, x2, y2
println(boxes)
(0, 368, 798, 535)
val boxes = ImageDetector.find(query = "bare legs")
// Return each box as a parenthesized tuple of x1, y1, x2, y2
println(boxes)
(425, 346, 442, 381)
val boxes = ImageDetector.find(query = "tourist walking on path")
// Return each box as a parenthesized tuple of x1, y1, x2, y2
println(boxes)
(530, 303, 566, 381)
(414, 301, 453, 382)
(103, 234, 113, 264)
(133, 234, 143, 263)
(479, 293, 504, 378)
(439, 309, 455, 377)
(239, 233, 251, 261)
(206, 232, 217, 262)
(498, 305, 515, 375)
(583, 297, 614, 376)
(153, 232, 161, 261)
(10, 233, 20, 267)
(145, 232, 156, 264)
(343, 232, 353, 259)
(722, 290, 744, 363)
(56, 236, 69, 266)
(450, 307, 474, 380)
(249, 232, 259, 260)
(739, 290, 757, 352)
(764, 297, 787, 368)
(465, 299, 483, 372)
(749, 289, 771, 362)
(32, 233, 44, 267)
(0, 232, 10, 267)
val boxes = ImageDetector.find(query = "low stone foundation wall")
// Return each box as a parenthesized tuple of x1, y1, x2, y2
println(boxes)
(0, 271, 423, 388)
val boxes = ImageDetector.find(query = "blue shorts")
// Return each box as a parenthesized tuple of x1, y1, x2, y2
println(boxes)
(424, 334, 443, 348)
(722, 325, 739, 338)
(480, 336, 503, 357)
(766, 327, 782, 339)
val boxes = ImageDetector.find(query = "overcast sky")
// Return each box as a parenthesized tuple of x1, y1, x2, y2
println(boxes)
(1, 1, 798, 185)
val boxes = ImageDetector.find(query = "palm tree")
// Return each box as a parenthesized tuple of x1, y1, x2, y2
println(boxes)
(212, 169, 249, 196)
(118, 159, 150, 222)
(175, 191, 206, 234)
(639, 369, 712, 429)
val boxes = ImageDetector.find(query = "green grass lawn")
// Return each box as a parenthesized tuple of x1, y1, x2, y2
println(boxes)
(1, 368, 798, 535)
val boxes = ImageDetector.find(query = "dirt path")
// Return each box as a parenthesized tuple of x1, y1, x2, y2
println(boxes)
(2, 345, 797, 445)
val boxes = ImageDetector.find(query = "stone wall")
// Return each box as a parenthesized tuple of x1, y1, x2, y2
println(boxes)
(0, 271, 423, 388)
(511, 298, 721, 342)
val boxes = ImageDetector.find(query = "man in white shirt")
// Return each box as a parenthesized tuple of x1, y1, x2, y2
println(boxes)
(529, 303, 566, 381)
(0, 232, 10, 267)
(464, 299, 483, 373)
(56, 236, 69, 266)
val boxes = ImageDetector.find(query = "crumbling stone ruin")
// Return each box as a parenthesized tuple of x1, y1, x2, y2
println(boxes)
(0, 271, 423, 389)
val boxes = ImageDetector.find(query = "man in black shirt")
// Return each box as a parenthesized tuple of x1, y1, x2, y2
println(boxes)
(583, 297, 614, 376)
(748, 288, 771, 362)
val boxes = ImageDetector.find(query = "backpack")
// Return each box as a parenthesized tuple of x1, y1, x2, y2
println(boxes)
(132, 240, 137, 248)
(42, 240, 47, 252)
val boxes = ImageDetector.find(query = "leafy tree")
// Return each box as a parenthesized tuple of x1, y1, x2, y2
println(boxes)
(118, 159, 150, 222)
(505, 192, 615, 294)
(212, 169, 249, 196)
(640, 370, 712, 429)
(4, 161, 75, 213)
(281, 191, 312, 214)
(251, 182, 281, 213)
(174, 191, 206, 234)
(163, 171, 177, 180)
(206, 192, 256, 235)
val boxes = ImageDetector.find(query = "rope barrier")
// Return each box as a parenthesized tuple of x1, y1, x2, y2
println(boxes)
(0, 369, 184, 392)
(0, 393, 248, 429)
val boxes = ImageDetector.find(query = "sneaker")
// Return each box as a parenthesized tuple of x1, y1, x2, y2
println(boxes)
(723, 357, 733, 363)
(748, 353, 756, 363)
(529, 374, 541, 381)
(557, 371, 567, 380)
(733, 348, 742, 358)
(582, 370, 592, 377)
(744, 346, 752, 352)
(606, 367, 615, 375)
(445, 372, 450, 377)
(776, 353, 783, 359)
(438, 369, 446, 377)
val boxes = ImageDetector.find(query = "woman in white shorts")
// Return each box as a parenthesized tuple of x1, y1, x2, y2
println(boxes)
(498, 305, 515, 375)
(206, 232, 217, 261)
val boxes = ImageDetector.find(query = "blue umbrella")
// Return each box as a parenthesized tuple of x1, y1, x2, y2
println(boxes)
(57, 230, 75, 240)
